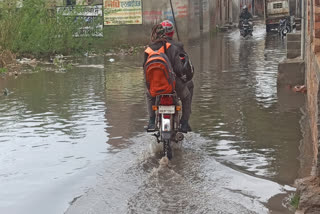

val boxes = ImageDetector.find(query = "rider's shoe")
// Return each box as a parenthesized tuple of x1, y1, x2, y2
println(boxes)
(187, 123, 192, 132)
(179, 120, 189, 133)
(146, 117, 156, 132)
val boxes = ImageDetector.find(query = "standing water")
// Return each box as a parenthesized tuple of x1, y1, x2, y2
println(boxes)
(0, 24, 303, 214)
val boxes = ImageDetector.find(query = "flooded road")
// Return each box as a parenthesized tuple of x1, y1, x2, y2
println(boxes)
(0, 23, 304, 213)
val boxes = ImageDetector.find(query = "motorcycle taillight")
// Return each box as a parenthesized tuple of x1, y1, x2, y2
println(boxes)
(160, 96, 173, 106)
(163, 114, 171, 119)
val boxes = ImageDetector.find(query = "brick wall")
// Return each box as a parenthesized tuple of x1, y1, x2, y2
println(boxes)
(305, 0, 320, 177)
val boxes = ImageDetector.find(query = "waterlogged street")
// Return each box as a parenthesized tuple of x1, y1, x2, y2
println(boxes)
(0, 24, 304, 213)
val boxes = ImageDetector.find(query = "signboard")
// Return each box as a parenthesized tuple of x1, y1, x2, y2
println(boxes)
(76, 0, 103, 6)
(57, 5, 103, 37)
(104, 0, 142, 25)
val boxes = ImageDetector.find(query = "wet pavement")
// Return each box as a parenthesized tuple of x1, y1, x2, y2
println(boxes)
(0, 23, 305, 213)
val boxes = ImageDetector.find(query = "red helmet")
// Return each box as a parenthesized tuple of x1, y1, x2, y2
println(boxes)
(161, 20, 174, 38)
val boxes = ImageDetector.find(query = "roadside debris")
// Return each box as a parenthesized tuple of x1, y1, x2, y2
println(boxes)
(105, 46, 144, 56)
(291, 85, 307, 93)
(17, 58, 38, 69)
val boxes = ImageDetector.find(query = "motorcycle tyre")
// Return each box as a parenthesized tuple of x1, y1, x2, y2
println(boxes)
(281, 27, 290, 37)
(163, 139, 172, 160)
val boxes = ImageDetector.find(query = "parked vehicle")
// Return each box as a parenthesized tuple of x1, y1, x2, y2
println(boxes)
(151, 93, 184, 160)
(278, 16, 291, 36)
(265, 0, 290, 32)
(240, 19, 253, 37)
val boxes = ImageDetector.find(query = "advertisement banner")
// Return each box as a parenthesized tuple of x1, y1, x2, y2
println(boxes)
(104, 0, 142, 25)
(57, 5, 103, 37)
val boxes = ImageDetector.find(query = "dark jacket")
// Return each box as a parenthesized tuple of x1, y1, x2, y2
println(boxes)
(143, 38, 194, 82)
(240, 11, 253, 20)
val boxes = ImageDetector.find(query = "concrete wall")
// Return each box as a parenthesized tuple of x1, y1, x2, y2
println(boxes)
(208, 0, 240, 27)
(254, 0, 265, 17)
(187, 0, 201, 40)
(289, 0, 296, 15)
(231, 0, 241, 23)
(100, 0, 241, 47)
(240, 0, 253, 13)
(202, 0, 210, 34)
(49, 0, 241, 47)
(101, 0, 194, 46)
(287, 33, 302, 59)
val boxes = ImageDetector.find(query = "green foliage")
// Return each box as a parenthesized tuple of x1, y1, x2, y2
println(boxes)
(0, 0, 103, 57)
(290, 193, 300, 210)
(0, 68, 7, 73)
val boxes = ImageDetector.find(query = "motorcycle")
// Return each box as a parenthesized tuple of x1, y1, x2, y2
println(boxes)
(151, 93, 184, 160)
(278, 17, 291, 37)
(240, 19, 253, 38)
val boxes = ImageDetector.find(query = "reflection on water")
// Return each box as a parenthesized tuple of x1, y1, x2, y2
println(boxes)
(104, 55, 147, 150)
(187, 24, 302, 184)
(0, 23, 303, 214)
(0, 57, 108, 214)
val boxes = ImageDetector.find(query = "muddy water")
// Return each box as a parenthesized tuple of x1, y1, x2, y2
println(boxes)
(188, 26, 305, 185)
(0, 24, 304, 214)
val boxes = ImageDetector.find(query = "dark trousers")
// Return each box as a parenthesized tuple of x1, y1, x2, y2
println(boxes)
(146, 78, 194, 122)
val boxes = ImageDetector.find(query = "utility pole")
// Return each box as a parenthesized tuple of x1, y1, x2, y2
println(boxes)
(169, 0, 180, 41)
(199, 0, 204, 34)
(263, 0, 266, 22)
(252, 0, 255, 16)
(296, 0, 298, 17)
(301, 0, 305, 59)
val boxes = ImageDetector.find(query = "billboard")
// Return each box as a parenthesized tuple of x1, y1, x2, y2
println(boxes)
(103, 0, 142, 25)
(57, 5, 103, 37)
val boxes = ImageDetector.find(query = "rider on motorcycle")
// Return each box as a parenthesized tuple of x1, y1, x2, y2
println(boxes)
(144, 20, 194, 133)
(239, 5, 253, 28)
(240, 5, 253, 20)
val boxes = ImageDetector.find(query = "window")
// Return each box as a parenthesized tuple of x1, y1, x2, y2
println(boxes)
(273, 3, 283, 9)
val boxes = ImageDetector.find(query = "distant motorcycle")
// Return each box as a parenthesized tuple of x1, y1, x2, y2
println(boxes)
(151, 93, 184, 160)
(278, 17, 291, 37)
(240, 19, 253, 38)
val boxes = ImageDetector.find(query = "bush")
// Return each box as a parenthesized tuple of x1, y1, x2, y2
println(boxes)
(0, 0, 102, 57)
(290, 193, 300, 210)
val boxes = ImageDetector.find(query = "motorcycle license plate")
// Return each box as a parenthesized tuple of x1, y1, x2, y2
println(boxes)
(158, 106, 175, 114)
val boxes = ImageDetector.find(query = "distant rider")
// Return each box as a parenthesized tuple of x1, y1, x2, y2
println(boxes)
(239, 5, 253, 28)
(144, 20, 194, 133)
(240, 5, 253, 20)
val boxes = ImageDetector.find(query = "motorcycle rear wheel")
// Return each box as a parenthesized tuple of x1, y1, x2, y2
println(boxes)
(163, 139, 172, 160)
(281, 27, 290, 36)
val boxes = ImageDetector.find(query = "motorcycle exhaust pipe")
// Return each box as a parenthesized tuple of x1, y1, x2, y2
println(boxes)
(175, 132, 184, 142)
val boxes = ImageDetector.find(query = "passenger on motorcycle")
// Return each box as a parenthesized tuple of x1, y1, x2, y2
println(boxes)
(144, 20, 194, 133)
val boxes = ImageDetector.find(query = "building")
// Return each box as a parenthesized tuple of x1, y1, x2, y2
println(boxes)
(239, 0, 264, 17)
(41, 0, 242, 45)
(296, 0, 320, 212)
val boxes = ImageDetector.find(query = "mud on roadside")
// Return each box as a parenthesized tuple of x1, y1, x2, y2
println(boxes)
(295, 176, 320, 214)
(0, 45, 145, 77)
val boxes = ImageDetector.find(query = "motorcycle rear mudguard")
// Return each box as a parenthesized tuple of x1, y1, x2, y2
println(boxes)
(161, 131, 172, 140)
